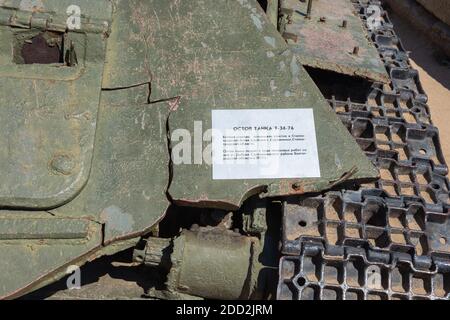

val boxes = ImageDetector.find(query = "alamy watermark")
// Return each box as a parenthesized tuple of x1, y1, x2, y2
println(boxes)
(19, 1, 82, 30)
(366, 5, 382, 31)
(170, 121, 283, 177)
(367, 266, 382, 290)
(66, 5, 82, 30)
(66, 265, 81, 290)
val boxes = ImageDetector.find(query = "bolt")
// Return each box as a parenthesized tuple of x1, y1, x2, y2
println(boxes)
(342, 20, 348, 28)
(292, 182, 302, 190)
(353, 46, 360, 55)
(306, 0, 313, 19)
(319, 16, 326, 23)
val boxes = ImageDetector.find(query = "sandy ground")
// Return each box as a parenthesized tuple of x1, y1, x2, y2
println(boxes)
(389, 12, 450, 166)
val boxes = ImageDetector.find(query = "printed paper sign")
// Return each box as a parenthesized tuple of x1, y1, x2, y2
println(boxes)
(212, 109, 321, 180)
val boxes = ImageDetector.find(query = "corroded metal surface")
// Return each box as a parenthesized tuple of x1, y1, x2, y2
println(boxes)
(277, 0, 450, 300)
(139, 204, 271, 300)
(279, 0, 389, 83)
(278, 243, 450, 300)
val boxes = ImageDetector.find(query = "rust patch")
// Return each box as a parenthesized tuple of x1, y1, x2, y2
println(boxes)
(328, 166, 359, 188)
(277, 179, 317, 196)
(281, 0, 389, 83)
(168, 96, 181, 112)
(299, 26, 360, 61)
(284, 203, 320, 241)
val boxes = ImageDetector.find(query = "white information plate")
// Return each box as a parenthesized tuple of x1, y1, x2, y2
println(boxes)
(212, 109, 321, 180)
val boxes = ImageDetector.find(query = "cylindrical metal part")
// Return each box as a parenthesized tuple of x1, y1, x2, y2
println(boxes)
(171, 230, 260, 300)
(306, 0, 313, 19)
(133, 237, 172, 270)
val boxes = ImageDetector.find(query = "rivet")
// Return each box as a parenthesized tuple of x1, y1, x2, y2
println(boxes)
(50, 154, 75, 175)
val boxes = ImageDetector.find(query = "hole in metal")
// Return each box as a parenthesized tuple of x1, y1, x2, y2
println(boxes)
(20, 33, 64, 65)
(299, 220, 307, 227)
(297, 277, 306, 287)
(13, 31, 77, 66)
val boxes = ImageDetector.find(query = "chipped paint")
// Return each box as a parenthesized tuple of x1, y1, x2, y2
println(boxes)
(264, 36, 276, 48)
(251, 13, 263, 31)
(290, 55, 301, 85)
(270, 80, 277, 91)
(335, 154, 343, 170)
(284, 90, 293, 97)
(19, 0, 44, 11)
(101, 206, 135, 236)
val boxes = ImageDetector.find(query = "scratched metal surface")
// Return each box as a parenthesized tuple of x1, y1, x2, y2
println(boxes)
(0, 0, 378, 299)
(0, 0, 112, 21)
(0, 0, 171, 299)
(0, 1, 112, 208)
(154, 0, 379, 210)
(0, 211, 103, 299)
(279, 0, 389, 83)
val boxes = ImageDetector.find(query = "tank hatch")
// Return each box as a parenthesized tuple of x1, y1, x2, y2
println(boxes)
(0, 1, 112, 209)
